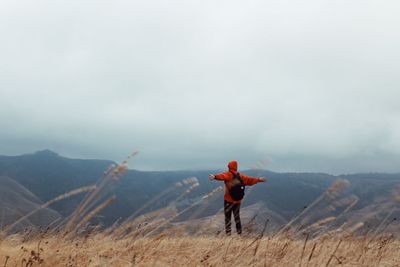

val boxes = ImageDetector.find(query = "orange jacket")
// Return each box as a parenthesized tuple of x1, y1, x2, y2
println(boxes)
(214, 160, 263, 204)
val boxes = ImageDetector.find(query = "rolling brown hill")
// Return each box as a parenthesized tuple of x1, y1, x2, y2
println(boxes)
(0, 176, 61, 231)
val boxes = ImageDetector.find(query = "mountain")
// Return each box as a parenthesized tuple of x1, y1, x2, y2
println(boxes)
(1, 150, 400, 234)
(0, 150, 114, 216)
(0, 176, 61, 231)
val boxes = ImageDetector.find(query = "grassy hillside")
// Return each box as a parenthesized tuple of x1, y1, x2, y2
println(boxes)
(0, 176, 61, 230)
(1, 232, 399, 266)
(3, 150, 400, 229)
(1, 156, 400, 266)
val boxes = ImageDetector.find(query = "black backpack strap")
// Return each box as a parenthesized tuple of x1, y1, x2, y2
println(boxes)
(230, 171, 244, 184)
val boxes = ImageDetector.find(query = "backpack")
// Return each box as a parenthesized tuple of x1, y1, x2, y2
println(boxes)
(229, 172, 245, 201)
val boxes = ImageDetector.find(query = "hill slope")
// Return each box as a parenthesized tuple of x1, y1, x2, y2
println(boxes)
(0, 176, 61, 231)
(1, 150, 400, 232)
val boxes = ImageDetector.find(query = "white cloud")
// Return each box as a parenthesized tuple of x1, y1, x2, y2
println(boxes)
(1, 0, 400, 173)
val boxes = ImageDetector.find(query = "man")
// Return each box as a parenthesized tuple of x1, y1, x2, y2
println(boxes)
(209, 160, 267, 235)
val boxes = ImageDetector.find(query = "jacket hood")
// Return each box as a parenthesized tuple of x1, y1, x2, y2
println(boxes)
(228, 160, 238, 172)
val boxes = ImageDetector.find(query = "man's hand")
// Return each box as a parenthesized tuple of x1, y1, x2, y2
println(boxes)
(209, 174, 216, 180)
(259, 177, 267, 182)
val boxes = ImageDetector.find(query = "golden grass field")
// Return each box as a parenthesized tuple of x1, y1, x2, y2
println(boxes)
(2, 159, 400, 266)
(1, 231, 400, 267)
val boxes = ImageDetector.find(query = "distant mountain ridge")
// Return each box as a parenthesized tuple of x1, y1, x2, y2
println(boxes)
(1, 150, 400, 234)
(0, 150, 115, 216)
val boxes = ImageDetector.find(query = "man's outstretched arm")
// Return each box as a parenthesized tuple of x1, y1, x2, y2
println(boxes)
(209, 172, 230, 181)
(242, 174, 267, 186)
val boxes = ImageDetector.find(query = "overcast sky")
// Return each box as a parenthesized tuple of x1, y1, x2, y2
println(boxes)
(1, 0, 400, 174)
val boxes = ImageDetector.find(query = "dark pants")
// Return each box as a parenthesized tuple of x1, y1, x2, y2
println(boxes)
(224, 200, 242, 235)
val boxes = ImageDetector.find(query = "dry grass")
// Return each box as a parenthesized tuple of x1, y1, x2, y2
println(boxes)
(1, 231, 400, 266)
(2, 155, 400, 266)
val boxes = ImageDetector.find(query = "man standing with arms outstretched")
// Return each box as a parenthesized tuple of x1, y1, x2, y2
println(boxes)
(209, 160, 267, 235)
